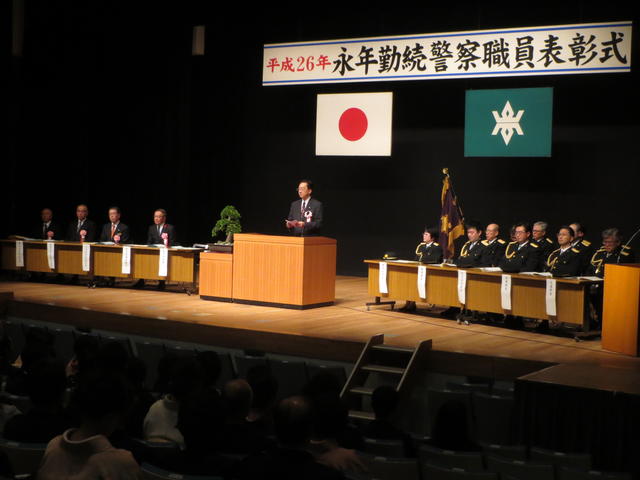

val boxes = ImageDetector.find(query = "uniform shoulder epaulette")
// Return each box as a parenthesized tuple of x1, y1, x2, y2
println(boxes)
(530, 242, 539, 248)
(582, 240, 591, 246)
(545, 237, 553, 244)
(622, 244, 632, 251)
(433, 242, 440, 246)
(481, 240, 489, 246)
(498, 239, 506, 244)
(621, 251, 630, 256)
(571, 248, 580, 254)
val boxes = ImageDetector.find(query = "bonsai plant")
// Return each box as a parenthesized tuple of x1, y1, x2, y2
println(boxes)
(212, 205, 241, 244)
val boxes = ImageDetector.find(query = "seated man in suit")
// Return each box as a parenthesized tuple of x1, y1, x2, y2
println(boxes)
(286, 180, 323, 236)
(569, 222, 595, 275)
(454, 222, 486, 268)
(147, 209, 176, 246)
(479, 223, 507, 267)
(499, 222, 541, 273)
(135, 209, 176, 290)
(65, 204, 97, 242)
(34, 208, 62, 240)
(99, 207, 131, 244)
(531, 221, 556, 271)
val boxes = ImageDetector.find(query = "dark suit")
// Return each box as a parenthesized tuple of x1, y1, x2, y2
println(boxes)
(479, 238, 507, 267)
(415, 242, 443, 264)
(33, 221, 63, 240)
(65, 219, 97, 242)
(455, 240, 485, 268)
(287, 198, 323, 236)
(99, 222, 131, 243)
(147, 224, 176, 246)
(545, 247, 582, 277)
(499, 241, 542, 273)
(587, 245, 635, 278)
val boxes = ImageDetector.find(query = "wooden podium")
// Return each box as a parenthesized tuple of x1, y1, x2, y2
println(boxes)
(602, 263, 640, 356)
(231, 234, 336, 309)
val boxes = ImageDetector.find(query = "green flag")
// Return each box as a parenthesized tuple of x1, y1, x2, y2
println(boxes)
(465, 87, 553, 157)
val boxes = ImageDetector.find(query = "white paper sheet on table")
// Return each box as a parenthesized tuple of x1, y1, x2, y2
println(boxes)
(378, 262, 388, 294)
(501, 274, 512, 310)
(122, 246, 131, 274)
(47, 242, 55, 269)
(15, 241, 24, 267)
(457, 270, 467, 305)
(158, 247, 169, 277)
(545, 278, 557, 316)
(417, 265, 427, 299)
(82, 244, 91, 272)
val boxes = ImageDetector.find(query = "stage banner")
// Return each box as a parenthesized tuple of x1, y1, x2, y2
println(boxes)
(465, 87, 553, 157)
(263, 22, 631, 86)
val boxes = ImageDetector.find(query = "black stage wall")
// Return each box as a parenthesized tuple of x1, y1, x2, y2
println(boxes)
(5, 3, 640, 275)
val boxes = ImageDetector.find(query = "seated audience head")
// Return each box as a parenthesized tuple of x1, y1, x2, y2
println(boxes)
(26, 358, 67, 407)
(557, 225, 575, 248)
(274, 395, 313, 448)
(485, 223, 500, 242)
(95, 340, 130, 375)
(196, 350, 222, 389)
(223, 378, 253, 421)
(167, 357, 205, 402)
(73, 371, 132, 436)
(69, 334, 100, 379)
(302, 371, 342, 402)
(432, 400, 473, 450)
(246, 364, 278, 412)
(178, 388, 224, 455)
(602, 227, 623, 253)
(21, 327, 55, 372)
(371, 385, 399, 421)
(311, 393, 349, 441)
(423, 227, 438, 244)
(533, 221, 548, 241)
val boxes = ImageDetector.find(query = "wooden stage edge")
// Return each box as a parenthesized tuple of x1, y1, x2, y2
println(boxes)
(1, 277, 640, 382)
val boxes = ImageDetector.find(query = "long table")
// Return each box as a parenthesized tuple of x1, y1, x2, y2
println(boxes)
(1, 240, 200, 287)
(365, 260, 599, 331)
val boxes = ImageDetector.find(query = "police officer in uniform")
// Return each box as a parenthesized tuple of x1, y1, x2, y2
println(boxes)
(531, 221, 556, 271)
(415, 227, 444, 264)
(479, 223, 507, 267)
(455, 222, 486, 268)
(587, 228, 636, 329)
(545, 226, 582, 277)
(569, 222, 595, 275)
(499, 222, 542, 273)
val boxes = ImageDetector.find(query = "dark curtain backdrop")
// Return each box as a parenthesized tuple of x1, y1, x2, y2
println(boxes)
(6, 2, 640, 275)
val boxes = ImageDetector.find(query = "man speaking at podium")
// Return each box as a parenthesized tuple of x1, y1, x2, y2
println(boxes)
(286, 179, 323, 236)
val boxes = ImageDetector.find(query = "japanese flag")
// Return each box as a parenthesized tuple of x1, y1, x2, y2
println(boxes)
(316, 92, 393, 156)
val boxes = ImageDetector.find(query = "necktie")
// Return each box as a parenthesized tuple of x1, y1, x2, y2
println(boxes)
(43, 223, 47, 238)
(111, 224, 116, 239)
(77, 221, 83, 232)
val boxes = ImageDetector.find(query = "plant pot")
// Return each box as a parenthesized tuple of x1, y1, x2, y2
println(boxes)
(210, 244, 233, 253)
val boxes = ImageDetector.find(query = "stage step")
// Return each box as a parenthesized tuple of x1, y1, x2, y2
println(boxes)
(341, 334, 432, 423)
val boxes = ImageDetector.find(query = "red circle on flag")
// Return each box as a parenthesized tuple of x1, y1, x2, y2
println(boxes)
(338, 108, 368, 141)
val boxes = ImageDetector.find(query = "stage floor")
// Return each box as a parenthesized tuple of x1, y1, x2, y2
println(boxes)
(1, 277, 639, 377)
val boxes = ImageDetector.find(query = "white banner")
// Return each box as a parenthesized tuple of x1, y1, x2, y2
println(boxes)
(82, 244, 91, 272)
(417, 265, 427, 299)
(263, 22, 632, 86)
(122, 246, 131, 275)
(158, 247, 169, 277)
(457, 270, 467, 305)
(545, 278, 557, 316)
(15, 241, 24, 268)
(501, 274, 512, 311)
(378, 261, 388, 294)
(47, 242, 55, 270)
